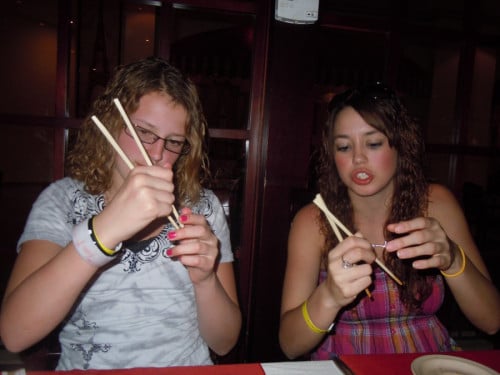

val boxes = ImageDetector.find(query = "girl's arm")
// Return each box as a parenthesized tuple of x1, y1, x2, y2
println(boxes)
(1, 166, 177, 352)
(166, 208, 241, 355)
(428, 185, 500, 334)
(279, 204, 374, 359)
(0, 240, 98, 352)
(386, 184, 500, 334)
(192, 262, 241, 355)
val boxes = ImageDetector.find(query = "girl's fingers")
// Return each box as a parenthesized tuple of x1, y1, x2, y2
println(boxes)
(386, 218, 441, 251)
(384, 217, 454, 272)
(329, 236, 376, 266)
(166, 211, 218, 263)
(386, 217, 428, 234)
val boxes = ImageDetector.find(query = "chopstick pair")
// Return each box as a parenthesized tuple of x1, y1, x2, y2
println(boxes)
(91, 98, 183, 230)
(313, 194, 404, 292)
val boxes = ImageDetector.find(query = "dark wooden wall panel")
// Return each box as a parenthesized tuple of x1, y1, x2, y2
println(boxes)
(246, 21, 318, 362)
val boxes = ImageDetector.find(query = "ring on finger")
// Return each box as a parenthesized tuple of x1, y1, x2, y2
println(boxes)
(341, 256, 353, 269)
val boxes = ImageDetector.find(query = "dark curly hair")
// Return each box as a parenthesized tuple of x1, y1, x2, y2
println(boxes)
(317, 82, 433, 310)
(66, 57, 210, 206)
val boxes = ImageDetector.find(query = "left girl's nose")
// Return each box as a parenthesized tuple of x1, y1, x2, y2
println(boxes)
(147, 140, 165, 163)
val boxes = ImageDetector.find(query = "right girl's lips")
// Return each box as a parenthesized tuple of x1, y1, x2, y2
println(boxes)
(351, 169, 373, 185)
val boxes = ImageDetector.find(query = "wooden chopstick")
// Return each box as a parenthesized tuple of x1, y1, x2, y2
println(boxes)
(112, 99, 183, 229)
(312, 194, 372, 298)
(113, 98, 183, 229)
(91, 116, 134, 170)
(91, 106, 182, 230)
(313, 194, 404, 287)
(113, 99, 153, 166)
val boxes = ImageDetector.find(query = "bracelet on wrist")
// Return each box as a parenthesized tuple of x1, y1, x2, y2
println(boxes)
(440, 245, 466, 278)
(89, 216, 122, 255)
(301, 300, 334, 334)
(72, 217, 122, 267)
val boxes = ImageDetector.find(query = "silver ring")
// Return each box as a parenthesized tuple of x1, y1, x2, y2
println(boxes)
(341, 256, 353, 269)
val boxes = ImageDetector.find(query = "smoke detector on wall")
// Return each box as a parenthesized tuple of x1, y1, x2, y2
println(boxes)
(275, 0, 319, 25)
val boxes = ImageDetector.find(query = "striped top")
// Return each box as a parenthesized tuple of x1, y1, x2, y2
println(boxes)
(312, 266, 456, 359)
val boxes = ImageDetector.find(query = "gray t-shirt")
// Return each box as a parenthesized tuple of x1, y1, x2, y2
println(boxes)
(18, 177, 233, 370)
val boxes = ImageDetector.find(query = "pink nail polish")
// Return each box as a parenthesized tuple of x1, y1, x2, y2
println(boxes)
(180, 214, 188, 223)
(167, 231, 176, 240)
(166, 248, 173, 257)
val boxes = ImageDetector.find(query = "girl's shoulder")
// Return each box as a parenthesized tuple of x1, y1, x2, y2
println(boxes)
(293, 202, 322, 225)
(290, 203, 325, 244)
(49, 176, 85, 192)
(200, 187, 217, 200)
(35, 177, 103, 220)
(428, 183, 454, 198)
(36, 177, 86, 205)
(287, 203, 325, 272)
(190, 188, 226, 218)
(427, 183, 465, 222)
(427, 183, 460, 209)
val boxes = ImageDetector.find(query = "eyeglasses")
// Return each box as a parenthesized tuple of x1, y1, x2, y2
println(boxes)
(124, 124, 191, 155)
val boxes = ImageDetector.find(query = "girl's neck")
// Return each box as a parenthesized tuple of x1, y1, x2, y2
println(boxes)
(350, 191, 392, 247)
(351, 193, 390, 220)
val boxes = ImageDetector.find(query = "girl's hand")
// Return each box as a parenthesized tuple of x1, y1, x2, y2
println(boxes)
(325, 233, 376, 306)
(385, 217, 455, 271)
(166, 207, 220, 285)
(94, 165, 176, 247)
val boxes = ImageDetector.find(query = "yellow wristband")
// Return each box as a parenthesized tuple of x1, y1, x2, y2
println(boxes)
(89, 216, 122, 256)
(440, 245, 466, 278)
(301, 300, 334, 334)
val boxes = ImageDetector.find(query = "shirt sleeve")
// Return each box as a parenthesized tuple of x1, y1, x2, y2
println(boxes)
(17, 178, 76, 252)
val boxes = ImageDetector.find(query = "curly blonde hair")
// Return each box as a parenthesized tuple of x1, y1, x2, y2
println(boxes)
(66, 57, 210, 206)
(317, 82, 432, 310)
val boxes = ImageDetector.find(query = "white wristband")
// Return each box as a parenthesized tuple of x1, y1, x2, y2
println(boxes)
(72, 218, 118, 267)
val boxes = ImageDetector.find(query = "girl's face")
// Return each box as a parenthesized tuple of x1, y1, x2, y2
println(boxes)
(332, 106, 398, 199)
(113, 91, 188, 183)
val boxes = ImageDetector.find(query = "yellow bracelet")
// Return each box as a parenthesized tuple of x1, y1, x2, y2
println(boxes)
(301, 300, 333, 334)
(89, 217, 122, 256)
(440, 245, 466, 278)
